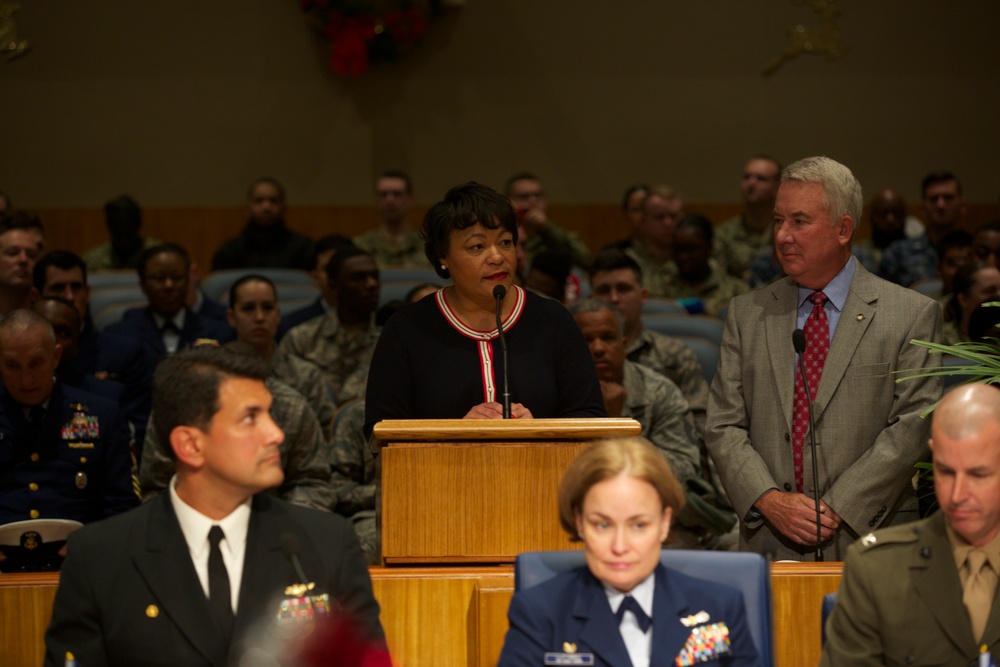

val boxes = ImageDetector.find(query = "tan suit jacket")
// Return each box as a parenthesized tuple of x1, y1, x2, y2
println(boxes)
(821, 513, 1000, 666)
(706, 262, 942, 560)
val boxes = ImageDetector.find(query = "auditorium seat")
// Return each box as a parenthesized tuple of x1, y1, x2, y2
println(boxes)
(678, 336, 720, 385)
(641, 313, 724, 346)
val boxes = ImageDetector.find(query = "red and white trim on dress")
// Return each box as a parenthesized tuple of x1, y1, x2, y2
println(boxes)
(435, 286, 526, 403)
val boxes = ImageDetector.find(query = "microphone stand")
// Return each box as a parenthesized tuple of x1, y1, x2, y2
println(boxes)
(493, 285, 511, 419)
(793, 329, 824, 562)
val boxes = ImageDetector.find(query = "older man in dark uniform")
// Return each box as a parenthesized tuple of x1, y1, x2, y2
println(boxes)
(822, 383, 1000, 666)
(0, 309, 138, 528)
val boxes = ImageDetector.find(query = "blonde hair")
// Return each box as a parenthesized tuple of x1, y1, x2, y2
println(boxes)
(558, 437, 685, 540)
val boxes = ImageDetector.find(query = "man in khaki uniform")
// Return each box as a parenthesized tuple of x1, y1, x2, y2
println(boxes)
(822, 383, 1000, 666)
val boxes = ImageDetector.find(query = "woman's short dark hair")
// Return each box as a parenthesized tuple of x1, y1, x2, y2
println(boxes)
(557, 437, 685, 541)
(420, 182, 518, 280)
(946, 258, 992, 323)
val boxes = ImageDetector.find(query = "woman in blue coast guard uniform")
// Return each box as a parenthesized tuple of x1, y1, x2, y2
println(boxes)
(498, 438, 760, 667)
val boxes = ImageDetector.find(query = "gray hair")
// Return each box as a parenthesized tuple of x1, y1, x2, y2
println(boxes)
(781, 156, 863, 228)
(0, 308, 56, 347)
(569, 298, 625, 336)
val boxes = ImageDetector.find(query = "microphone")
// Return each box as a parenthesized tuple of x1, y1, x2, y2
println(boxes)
(793, 328, 824, 562)
(493, 285, 512, 419)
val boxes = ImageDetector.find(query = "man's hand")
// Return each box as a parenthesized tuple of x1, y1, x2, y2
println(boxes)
(599, 380, 626, 418)
(756, 489, 841, 545)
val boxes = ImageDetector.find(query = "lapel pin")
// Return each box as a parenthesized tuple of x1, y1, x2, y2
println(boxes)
(563, 642, 577, 654)
(856, 314, 865, 321)
(146, 604, 159, 618)
(284, 582, 316, 597)
(681, 610, 711, 626)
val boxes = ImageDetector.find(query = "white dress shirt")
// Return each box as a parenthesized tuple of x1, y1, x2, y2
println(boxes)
(169, 475, 251, 613)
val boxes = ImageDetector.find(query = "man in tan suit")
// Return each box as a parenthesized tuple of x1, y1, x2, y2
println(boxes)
(821, 384, 1000, 666)
(706, 156, 942, 561)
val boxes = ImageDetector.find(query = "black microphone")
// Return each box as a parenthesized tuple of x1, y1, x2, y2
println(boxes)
(793, 328, 824, 562)
(493, 285, 512, 419)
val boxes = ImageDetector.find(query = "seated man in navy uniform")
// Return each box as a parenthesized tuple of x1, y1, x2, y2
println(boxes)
(0, 309, 138, 563)
(44, 346, 386, 667)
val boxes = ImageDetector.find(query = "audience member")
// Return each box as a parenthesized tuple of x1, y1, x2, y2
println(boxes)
(353, 170, 426, 267)
(670, 214, 749, 316)
(931, 230, 974, 302)
(279, 233, 354, 337)
(33, 297, 123, 403)
(879, 171, 967, 286)
(0, 310, 138, 527)
(32, 250, 153, 447)
(968, 302, 1000, 343)
(227, 274, 337, 438)
(714, 154, 782, 280)
(626, 184, 684, 297)
(0, 189, 10, 215)
(45, 346, 385, 666)
(971, 221, 1000, 270)
(602, 184, 649, 252)
(82, 195, 160, 272)
(106, 243, 233, 360)
(0, 211, 43, 318)
(856, 188, 923, 266)
(505, 172, 592, 270)
(404, 282, 441, 303)
(707, 155, 943, 561)
(328, 401, 377, 563)
(589, 250, 708, 435)
(277, 245, 380, 406)
(525, 249, 572, 302)
(942, 260, 1000, 345)
(821, 384, 1000, 666)
(211, 177, 315, 271)
(571, 299, 700, 484)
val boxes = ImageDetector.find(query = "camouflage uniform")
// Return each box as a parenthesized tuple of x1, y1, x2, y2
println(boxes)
(626, 326, 708, 436)
(276, 311, 380, 405)
(271, 352, 337, 441)
(139, 378, 335, 512)
(524, 222, 593, 270)
(82, 237, 162, 272)
(665, 259, 750, 317)
(620, 361, 700, 484)
(353, 229, 428, 267)
(712, 216, 771, 280)
(625, 243, 680, 299)
(328, 401, 377, 563)
(878, 234, 939, 287)
(621, 361, 737, 549)
(941, 318, 964, 345)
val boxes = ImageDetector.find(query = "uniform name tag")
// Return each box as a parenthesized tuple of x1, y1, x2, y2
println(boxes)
(544, 653, 594, 665)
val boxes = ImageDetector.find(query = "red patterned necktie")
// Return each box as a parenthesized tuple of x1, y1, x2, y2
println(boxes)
(792, 291, 829, 493)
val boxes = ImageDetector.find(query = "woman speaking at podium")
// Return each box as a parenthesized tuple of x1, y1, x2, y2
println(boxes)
(364, 181, 605, 436)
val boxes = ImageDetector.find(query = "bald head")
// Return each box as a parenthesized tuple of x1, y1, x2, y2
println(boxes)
(933, 383, 1000, 442)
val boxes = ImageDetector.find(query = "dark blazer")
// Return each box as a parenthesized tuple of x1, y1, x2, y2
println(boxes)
(44, 493, 384, 667)
(195, 293, 229, 324)
(498, 563, 760, 667)
(821, 513, 1000, 667)
(105, 306, 234, 360)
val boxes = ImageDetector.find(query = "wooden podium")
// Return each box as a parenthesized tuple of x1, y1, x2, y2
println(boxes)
(373, 418, 641, 565)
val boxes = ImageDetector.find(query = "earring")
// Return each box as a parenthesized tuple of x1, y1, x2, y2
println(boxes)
(440, 264, 446, 270)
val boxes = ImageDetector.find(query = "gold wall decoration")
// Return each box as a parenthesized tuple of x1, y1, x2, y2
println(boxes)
(763, 0, 844, 77)
(0, 1, 29, 61)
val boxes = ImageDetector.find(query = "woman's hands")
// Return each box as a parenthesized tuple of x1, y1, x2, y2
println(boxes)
(463, 402, 534, 419)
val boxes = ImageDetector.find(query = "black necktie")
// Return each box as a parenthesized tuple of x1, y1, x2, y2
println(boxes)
(207, 526, 234, 640)
(616, 595, 652, 633)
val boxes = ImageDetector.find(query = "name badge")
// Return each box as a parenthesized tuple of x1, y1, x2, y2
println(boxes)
(544, 653, 594, 665)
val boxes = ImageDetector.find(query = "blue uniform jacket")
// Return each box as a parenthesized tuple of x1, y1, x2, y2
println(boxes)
(0, 382, 139, 525)
(498, 563, 760, 667)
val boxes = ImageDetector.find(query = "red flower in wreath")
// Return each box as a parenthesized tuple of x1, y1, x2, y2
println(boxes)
(329, 31, 369, 76)
(382, 7, 428, 48)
